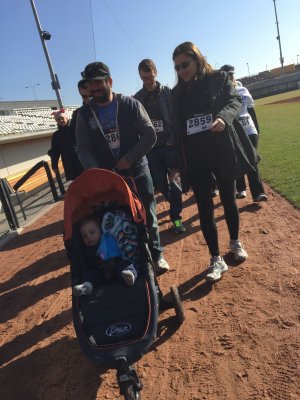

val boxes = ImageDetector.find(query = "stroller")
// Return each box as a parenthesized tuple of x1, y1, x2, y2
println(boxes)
(64, 169, 184, 400)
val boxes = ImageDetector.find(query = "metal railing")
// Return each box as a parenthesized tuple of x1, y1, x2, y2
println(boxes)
(0, 160, 65, 234)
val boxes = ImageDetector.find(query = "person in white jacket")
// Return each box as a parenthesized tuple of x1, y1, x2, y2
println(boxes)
(221, 65, 267, 203)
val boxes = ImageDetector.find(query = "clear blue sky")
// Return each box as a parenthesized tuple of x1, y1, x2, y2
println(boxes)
(1, 0, 299, 106)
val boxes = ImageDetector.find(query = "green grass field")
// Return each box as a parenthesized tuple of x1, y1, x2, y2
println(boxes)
(255, 89, 300, 208)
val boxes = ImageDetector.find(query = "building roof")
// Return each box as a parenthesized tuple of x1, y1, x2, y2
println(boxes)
(0, 103, 79, 142)
(0, 100, 61, 111)
(246, 71, 300, 90)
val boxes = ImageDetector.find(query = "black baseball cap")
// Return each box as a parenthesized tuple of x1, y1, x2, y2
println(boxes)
(81, 62, 111, 81)
(220, 64, 235, 74)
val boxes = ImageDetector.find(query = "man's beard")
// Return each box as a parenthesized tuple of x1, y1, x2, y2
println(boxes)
(92, 88, 110, 104)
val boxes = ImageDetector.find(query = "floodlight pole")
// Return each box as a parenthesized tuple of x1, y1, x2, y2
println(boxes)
(272, 0, 284, 70)
(246, 63, 250, 77)
(29, 0, 63, 108)
(25, 83, 39, 100)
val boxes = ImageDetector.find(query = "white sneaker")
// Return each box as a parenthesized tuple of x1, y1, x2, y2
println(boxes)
(229, 240, 248, 261)
(73, 281, 93, 296)
(121, 264, 137, 286)
(236, 190, 247, 199)
(154, 256, 170, 276)
(211, 189, 219, 198)
(253, 193, 268, 202)
(205, 256, 228, 282)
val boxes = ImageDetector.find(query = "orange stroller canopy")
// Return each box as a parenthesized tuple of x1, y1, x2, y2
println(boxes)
(64, 169, 146, 241)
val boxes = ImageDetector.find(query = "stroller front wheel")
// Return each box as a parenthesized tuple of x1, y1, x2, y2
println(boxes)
(123, 383, 141, 400)
(117, 359, 142, 400)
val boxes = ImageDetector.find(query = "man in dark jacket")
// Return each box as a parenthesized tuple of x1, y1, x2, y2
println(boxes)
(69, 79, 90, 135)
(75, 61, 169, 275)
(134, 59, 185, 234)
(49, 109, 83, 181)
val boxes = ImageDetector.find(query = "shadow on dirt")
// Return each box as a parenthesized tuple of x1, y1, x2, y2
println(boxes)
(0, 249, 69, 294)
(177, 270, 213, 302)
(0, 309, 72, 365)
(1, 220, 64, 251)
(151, 314, 181, 351)
(152, 272, 213, 350)
(0, 270, 70, 324)
(0, 337, 102, 400)
(238, 202, 262, 214)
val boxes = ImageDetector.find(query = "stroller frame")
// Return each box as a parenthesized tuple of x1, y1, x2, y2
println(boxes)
(64, 169, 184, 399)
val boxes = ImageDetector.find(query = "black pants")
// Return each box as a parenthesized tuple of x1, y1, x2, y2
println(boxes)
(188, 167, 239, 258)
(147, 145, 183, 222)
(85, 258, 132, 285)
(236, 134, 265, 198)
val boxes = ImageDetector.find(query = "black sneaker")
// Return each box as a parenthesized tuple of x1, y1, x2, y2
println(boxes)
(173, 219, 186, 234)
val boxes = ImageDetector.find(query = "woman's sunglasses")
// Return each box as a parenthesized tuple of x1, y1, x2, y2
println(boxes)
(174, 61, 191, 72)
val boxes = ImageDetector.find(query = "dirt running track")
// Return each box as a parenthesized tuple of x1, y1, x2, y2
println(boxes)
(1, 184, 299, 400)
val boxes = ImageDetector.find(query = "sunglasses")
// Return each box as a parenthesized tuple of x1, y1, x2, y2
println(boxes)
(174, 61, 192, 72)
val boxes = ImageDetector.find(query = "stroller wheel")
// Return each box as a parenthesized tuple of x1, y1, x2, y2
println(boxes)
(170, 285, 185, 324)
(123, 382, 141, 400)
(117, 360, 142, 400)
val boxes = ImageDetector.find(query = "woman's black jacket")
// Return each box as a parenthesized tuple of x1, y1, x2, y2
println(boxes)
(171, 70, 259, 193)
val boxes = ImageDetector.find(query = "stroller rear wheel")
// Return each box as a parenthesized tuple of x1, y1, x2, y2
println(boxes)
(123, 383, 141, 400)
(170, 285, 185, 324)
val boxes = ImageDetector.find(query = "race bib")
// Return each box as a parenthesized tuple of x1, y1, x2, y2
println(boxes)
(237, 116, 258, 136)
(238, 115, 250, 127)
(104, 128, 120, 149)
(187, 113, 213, 135)
(152, 119, 164, 133)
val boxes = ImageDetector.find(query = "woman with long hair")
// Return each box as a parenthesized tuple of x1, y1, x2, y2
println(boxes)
(171, 42, 258, 282)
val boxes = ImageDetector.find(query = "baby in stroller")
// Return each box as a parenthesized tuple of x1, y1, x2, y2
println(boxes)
(73, 209, 140, 296)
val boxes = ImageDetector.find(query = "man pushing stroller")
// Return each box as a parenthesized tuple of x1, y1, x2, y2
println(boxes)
(75, 61, 170, 276)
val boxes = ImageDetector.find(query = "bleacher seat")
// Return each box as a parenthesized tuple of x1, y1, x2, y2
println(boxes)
(0, 106, 78, 135)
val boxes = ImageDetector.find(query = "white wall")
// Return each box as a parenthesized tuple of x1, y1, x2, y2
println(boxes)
(0, 136, 52, 178)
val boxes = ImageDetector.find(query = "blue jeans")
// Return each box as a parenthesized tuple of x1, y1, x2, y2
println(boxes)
(134, 167, 163, 261)
(147, 145, 183, 222)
